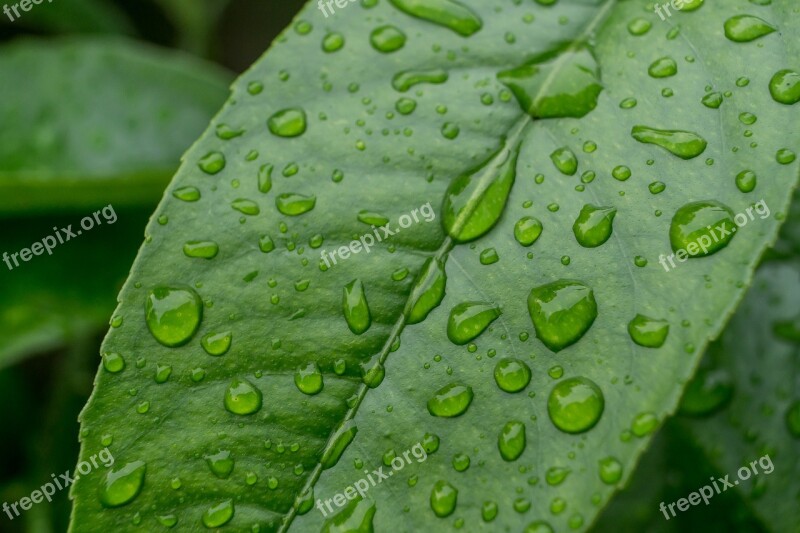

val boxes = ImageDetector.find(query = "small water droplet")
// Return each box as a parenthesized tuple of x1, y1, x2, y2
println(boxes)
(370, 25, 406, 53)
(548, 377, 604, 434)
(224, 378, 262, 415)
(494, 359, 531, 393)
(343, 279, 371, 335)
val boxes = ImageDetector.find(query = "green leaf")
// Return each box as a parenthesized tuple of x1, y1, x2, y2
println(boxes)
(0, 0, 134, 35)
(72, 0, 800, 531)
(677, 260, 800, 531)
(0, 37, 232, 216)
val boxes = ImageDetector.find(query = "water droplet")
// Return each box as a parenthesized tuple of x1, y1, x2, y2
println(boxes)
(343, 279, 371, 335)
(776, 148, 797, 164)
(447, 302, 501, 345)
(443, 137, 519, 242)
(627, 314, 669, 348)
(201, 331, 232, 356)
(545, 466, 570, 486)
(145, 286, 202, 347)
(619, 97, 637, 109)
(268, 108, 307, 137)
(723, 15, 776, 42)
(769, 70, 800, 105)
(183, 241, 219, 259)
(498, 44, 602, 119)
(198, 152, 225, 175)
(550, 147, 578, 176)
(430, 480, 458, 517)
(524, 521, 554, 533)
(427, 383, 473, 417)
(99, 461, 146, 507)
(498, 421, 526, 461)
(598, 457, 623, 484)
(702, 92, 723, 109)
(205, 450, 234, 478)
(321, 420, 358, 469)
(395, 97, 417, 115)
(631, 125, 707, 159)
(482, 501, 498, 522)
(392, 68, 449, 92)
(648, 57, 677, 78)
(735, 170, 757, 193)
(452, 453, 470, 472)
(494, 358, 531, 393)
(669, 200, 736, 257)
(202, 500, 234, 528)
(156, 514, 177, 528)
(322, 497, 376, 531)
(389, 0, 482, 36)
(173, 186, 201, 202)
(295, 362, 324, 395)
(231, 199, 260, 216)
(627, 18, 651, 36)
(631, 412, 658, 437)
(224, 378, 262, 415)
(441, 122, 460, 139)
(514, 217, 543, 247)
(527, 280, 597, 352)
(216, 124, 245, 140)
(479, 248, 499, 265)
(276, 193, 316, 216)
(103, 352, 125, 373)
(404, 257, 446, 324)
(370, 25, 406, 53)
(572, 204, 616, 248)
(322, 32, 345, 53)
(548, 377, 604, 434)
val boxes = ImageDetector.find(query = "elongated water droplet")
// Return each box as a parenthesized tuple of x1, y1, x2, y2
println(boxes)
(202, 500, 234, 528)
(498, 45, 602, 119)
(322, 497, 376, 532)
(627, 315, 669, 348)
(231, 199, 260, 216)
(389, 0, 482, 36)
(514, 217, 543, 246)
(494, 358, 531, 393)
(145, 286, 202, 347)
(769, 70, 800, 105)
(669, 200, 736, 257)
(392, 68, 449, 92)
(430, 480, 458, 517)
(183, 241, 219, 259)
(173, 186, 201, 202)
(545, 466, 570, 486)
(647, 57, 677, 78)
(99, 461, 146, 508)
(258, 164, 273, 193)
(528, 280, 597, 352)
(370, 25, 406, 53)
(498, 421, 526, 461)
(268, 108, 307, 137)
(447, 302, 500, 345)
(201, 331, 232, 356)
(572, 204, 616, 248)
(357, 210, 389, 226)
(343, 279, 371, 335)
(276, 193, 316, 216)
(631, 126, 707, 159)
(723, 15, 776, 42)
(442, 138, 519, 242)
(548, 377, 604, 434)
(427, 383, 473, 417)
(224, 378, 262, 415)
(205, 450, 234, 479)
(321, 420, 358, 469)
(295, 362, 324, 395)
(405, 257, 446, 324)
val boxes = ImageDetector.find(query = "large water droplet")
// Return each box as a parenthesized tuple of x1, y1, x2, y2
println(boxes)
(99, 461, 146, 508)
(343, 279, 371, 335)
(498, 421, 526, 461)
(295, 362, 324, 395)
(548, 377, 604, 434)
(183, 241, 219, 259)
(389, 0, 482, 36)
(528, 280, 597, 352)
(769, 70, 800, 105)
(494, 359, 531, 393)
(447, 302, 501, 345)
(430, 480, 458, 517)
(202, 500, 234, 528)
(427, 383, 473, 417)
(631, 126, 707, 159)
(268, 108, 307, 137)
(627, 314, 669, 348)
(572, 204, 616, 248)
(145, 286, 202, 347)
(723, 15, 776, 42)
(224, 378, 262, 415)
(404, 257, 446, 324)
(498, 45, 602, 119)
(321, 420, 358, 469)
(370, 25, 406, 53)
(442, 137, 519, 242)
(276, 193, 316, 216)
(669, 200, 736, 257)
(514, 217, 543, 246)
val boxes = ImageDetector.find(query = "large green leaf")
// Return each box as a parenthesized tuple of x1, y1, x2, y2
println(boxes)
(71, 0, 800, 531)
(0, 37, 232, 216)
